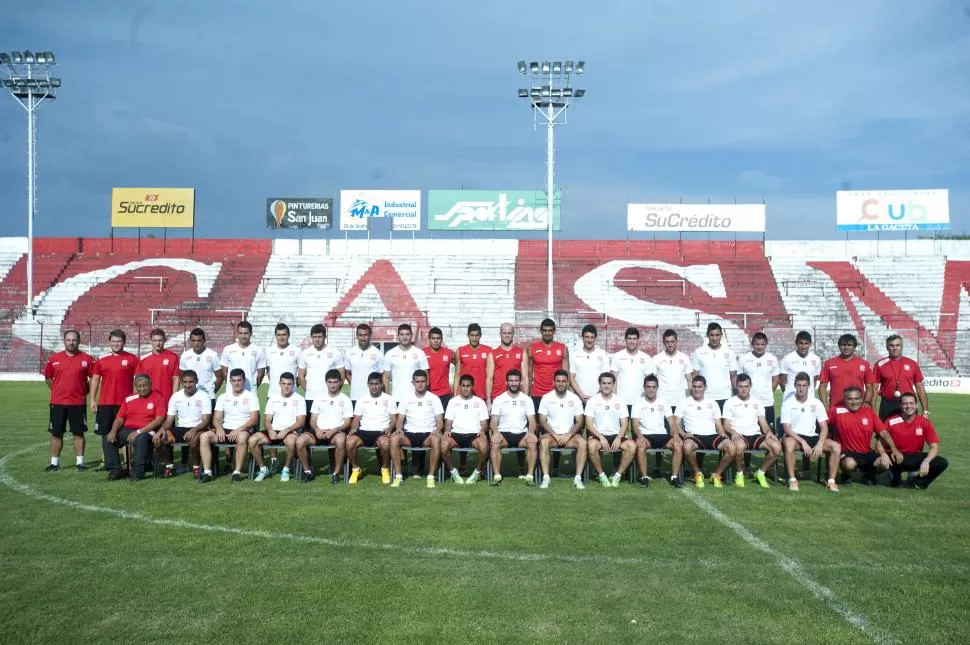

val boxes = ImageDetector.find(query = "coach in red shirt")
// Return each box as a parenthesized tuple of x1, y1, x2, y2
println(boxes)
(89, 329, 138, 442)
(43, 329, 94, 472)
(883, 393, 948, 489)
(872, 335, 928, 421)
(828, 386, 902, 483)
(136, 328, 181, 402)
(819, 334, 876, 409)
(103, 375, 167, 480)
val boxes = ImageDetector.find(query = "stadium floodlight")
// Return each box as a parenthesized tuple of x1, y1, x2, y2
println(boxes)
(515, 57, 587, 317)
(1, 49, 59, 316)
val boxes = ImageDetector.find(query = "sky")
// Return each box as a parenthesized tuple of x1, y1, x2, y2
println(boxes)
(0, 0, 968, 241)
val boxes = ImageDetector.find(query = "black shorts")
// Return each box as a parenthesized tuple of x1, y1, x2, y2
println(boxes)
(500, 431, 526, 448)
(795, 434, 820, 449)
(879, 397, 902, 421)
(437, 394, 452, 412)
(354, 430, 384, 447)
(49, 404, 87, 437)
(642, 433, 671, 449)
(689, 434, 727, 451)
(763, 405, 775, 431)
(738, 434, 767, 450)
(303, 429, 343, 446)
(218, 428, 253, 441)
(715, 399, 727, 413)
(449, 433, 478, 449)
(626, 405, 634, 418)
(304, 400, 314, 428)
(94, 404, 121, 436)
(404, 431, 432, 448)
(841, 450, 878, 468)
(170, 426, 192, 443)
(256, 432, 284, 446)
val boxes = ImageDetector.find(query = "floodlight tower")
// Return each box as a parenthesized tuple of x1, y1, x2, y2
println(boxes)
(517, 59, 586, 317)
(1, 50, 60, 316)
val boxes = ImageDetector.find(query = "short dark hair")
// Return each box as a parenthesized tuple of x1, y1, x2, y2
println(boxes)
(644, 374, 658, 385)
(706, 322, 723, 334)
(886, 334, 903, 346)
(367, 371, 383, 383)
(554, 369, 569, 379)
(229, 368, 245, 380)
(794, 371, 811, 384)
(108, 328, 126, 342)
(279, 372, 295, 382)
(190, 327, 206, 340)
(237, 321, 253, 332)
(736, 373, 752, 385)
(843, 386, 864, 399)
(540, 318, 556, 330)
(181, 370, 198, 381)
(598, 372, 615, 384)
(310, 323, 326, 336)
(662, 329, 677, 340)
(506, 368, 522, 380)
(356, 323, 372, 334)
(63, 329, 80, 341)
(412, 369, 428, 380)
(581, 324, 597, 337)
(692, 375, 707, 386)
(795, 331, 812, 344)
(275, 322, 291, 334)
(398, 323, 413, 333)
(752, 332, 768, 343)
(429, 327, 443, 337)
(150, 328, 166, 340)
(459, 374, 474, 386)
(900, 392, 918, 403)
(838, 334, 858, 347)
(325, 369, 342, 381)
(467, 323, 482, 334)
(624, 327, 639, 339)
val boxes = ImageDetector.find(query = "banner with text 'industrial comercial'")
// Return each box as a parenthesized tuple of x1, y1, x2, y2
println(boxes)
(627, 203, 766, 233)
(428, 190, 561, 231)
(339, 190, 421, 231)
(836, 189, 949, 232)
(111, 188, 195, 228)
(266, 198, 333, 229)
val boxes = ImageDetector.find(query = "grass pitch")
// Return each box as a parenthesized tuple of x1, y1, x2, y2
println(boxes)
(0, 382, 967, 644)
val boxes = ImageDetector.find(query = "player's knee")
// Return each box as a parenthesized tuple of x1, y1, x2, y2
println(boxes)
(842, 457, 857, 471)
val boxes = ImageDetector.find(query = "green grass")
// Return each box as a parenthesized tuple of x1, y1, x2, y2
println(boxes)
(1, 382, 968, 644)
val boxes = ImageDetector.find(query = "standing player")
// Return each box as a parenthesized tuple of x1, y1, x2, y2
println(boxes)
(89, 329, 138, 469)
(136, 328, 181, 402)
(199, 368, 260, 483)
(537, 370, 587, 489)
(584, 372, 635, 488)
(780, 372, 841, 491)
(736, 333, 780, 430)
(525, 318, 568, 411)
(651, 329, 694, 477)
(43, 329, 93, 472)
(250, 372, 306, 482)
(610, 326, 656, 416)
(488, 369, 538, 486)
(455, 323, 492, 400)
(440, 375, 490, 484)
(267, 323, 301, 400)
(818, 334, 876, 409)
(156, 370, 212, 478)
(179, 327, 222, 414)
(630, 375, 682, 488)
(485, 323, 525, 405)
(347, 372, 395, 485)
(295, 369, 352, 484)
(391, 370, 445, 488)
(345, 323, 384, 405)
(721, 374, 781, 489)
(220, 321, 267, 393)
(778, 331, 822, 400)
(829, 387, 902, 484)
(382, 323, 429, 404)
(872, 335, 928, 421)
(103, 374, 166, 481)
(423, 326, 456, 411)
(568, 324, 610, 404)
(675, 376, 735, 488)
(691, 322, 738, 410)
(884, 393, 948, 489)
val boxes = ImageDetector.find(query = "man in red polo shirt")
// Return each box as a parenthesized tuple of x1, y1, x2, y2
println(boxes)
(525, 318, 568, 411)
(454, 323, 492, 400)
(136, 328, 181, 402)
(485, 322, 525, 406)
(872, 335, 929, 421)
(883, 393, 948, 489)
(89, 329, 138, 469)
(103, 374, 167, 480)
(43, 329, 94, 472)
(423, 327, 455, 412)
(818, 334, 876, 409)
(828, 386, 903, 483)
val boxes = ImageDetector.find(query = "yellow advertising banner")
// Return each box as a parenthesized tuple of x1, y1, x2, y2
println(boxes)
(111, 188, 195, 228)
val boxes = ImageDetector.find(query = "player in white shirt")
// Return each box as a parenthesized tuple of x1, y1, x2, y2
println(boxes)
(721, 374, 781, 489)
(179, 327, 222, 407)
(610, 327, 656, 414)
(155, 370, 212, 478)
(265, 323, 300, 399)
(440, 374, 489, 485)
(199, 368, 260, 483)
(298, 323, 346, 416)
(219, 321, 267, 393)
(778, 331, 823, 400)
(737, 332, 781, 428)
(538, 369, 587, 489)
(585, 372, 635, 488)
(780, 372, 841, 491)
(488, 369, 538, 486)
(674, 375, 735, 488)
(344, 323, 385, 403)
(382, 323, 430, 404)
(691, 322, 738, 406)
(651, 329, 695, 476)
(347, 372, 395, 485)
(568, 324, 610, 403)
(250, 372, 306, 482)
(298, 368, 353, 484)
(390, 370, 444, 488)
(630, 374, 682, 488)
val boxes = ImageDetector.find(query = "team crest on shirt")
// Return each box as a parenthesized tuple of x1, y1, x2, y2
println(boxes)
(723, 353, 729, 358)
(195, 401, 202, 408)
(81, 361, 88, 367)
(567, 400, 574, 407)
(639, 358, 645, 364)
(862, 418, 869, 426)
(163, 359, 170, 366)
(417, 401, 423, 407)
(121, 360, 129, 366)
(555, 349, 562, 356)
(916, 428, 923, 436)
(442, 355, 449, 362)
(904, 365, 911, 371)
(195, 357, 201, 362)
(859, 365, 866, 371)
(369, 354, 378, 360)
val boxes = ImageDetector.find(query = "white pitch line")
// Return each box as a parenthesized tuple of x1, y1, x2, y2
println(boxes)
(681, 488, 898, 645)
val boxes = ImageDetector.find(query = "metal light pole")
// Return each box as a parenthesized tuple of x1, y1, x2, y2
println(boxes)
(1, 50, 60, 317)
(517, 60, 585, 317)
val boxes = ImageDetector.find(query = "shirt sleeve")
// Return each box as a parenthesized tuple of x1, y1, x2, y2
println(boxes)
(538, 395, 549, 416)
(729, 351, 739, 372)
(478, 403, 489, 421)
(117, 399, 130, 421)
(215, 395, 226, 413)
(770, 357, 780, 377)
(914, 363, 925, 383)
(872, 413, 885, 433)
(297, 350, 307, 370)
(865, 364, 878, 385)
(924, 419, 939, 443)
(418, 352, 429, 369)
(525, 397, 536, 416)
(341, 398, 353, 419)
(584, 400, 595, 417)
(673, 401, 686, 419)
(819, 362, 831, 384)
(167, 397, 179, 417)
(201, 398, 212, 415)
(256, 349, 268, 370)
(43, 359, 54, 378)
(247, 395, 261, 413)
(690, 352, 701, 372)
(444, 400, 456, 422)
(219, 349, 230, 370)
(152, 396, 166, 419)
(779, 400, 792, 425)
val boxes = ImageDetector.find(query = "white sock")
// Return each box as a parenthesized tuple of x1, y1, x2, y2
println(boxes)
(827, 478, 836, 484)
(204, 469, 212, 475)
(166, 463, 174, 469)
(233, 470, 241, 475)
(51, 457, 59, 466)
(451, 468, 460, 476)
(756, 469, 765, 476)
(259, 466, 269, 473)
(75, 456, 84, 465)
(281, 466, 290, 472)
(394, 474, 403, 480)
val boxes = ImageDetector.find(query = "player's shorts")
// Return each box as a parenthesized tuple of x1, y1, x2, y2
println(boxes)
(448, 433, 478, 449)
(689, 434, 727, 451)
(255, 431, 284, 446)
(437, 394, 452, 412)
(763, 405, 775, 431)
(48, 404, 87, 437)
(220, 428, 253, 441)
(500, 431, 526, 448)
(168, 426, 192, 443)
(304, 429, 343, 446)
(715, 399, 727, 413)
(738, 434, 768, 450)
(841, 450, 878, 468)
(795, 434, 820, 449)
(304, 400, 314, 428)
(531, 396, 543, 413)
(642, 433, 672, 449)
(94, 404, 121, 436)
(354, 430, 384, 447)
(878, 397, 902, 421)
(403, 431, 432, 448)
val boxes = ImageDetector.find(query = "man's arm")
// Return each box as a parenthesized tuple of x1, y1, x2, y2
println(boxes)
(920, 442, 940, 477)
(818, 382, 829, 409)
(915, 381, 930, 416)
(381, 370, 391, 397)
(877, 429, 904, 464)
(434, 413, 444, 434)
(350, 414, 361, 434)
(297, 367, 308, 392)
(452, 355, 463, 396)
(213, 368, 225, 395)
(714, 417, 727, 437)
(484, 354, 495, 405)
(88, 374, 102, 412)
(729, 371, 738, 393)
(521, 348, 531, 395)
(281, 415, 305, 438)
(568, 373, 587, 401)
(264, 413, 277, 438)
(489, 413, 500, 437)
(758, 415, 772, 436)
(777, 372, 788, 394)
(236, 410, 259, 434)
(560, 346, 569, 371)
(106, 413, 126, 442)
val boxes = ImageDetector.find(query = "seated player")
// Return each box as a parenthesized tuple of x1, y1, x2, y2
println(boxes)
(829, 387, 903, 484)
(294, 368, 352, 484)
(537, 369, 587, 489)
(489, 369, 538, 486)
(883, 393, 948, 489)
(103, 374, 167, 481)
(780, 372, 841, 492)
(155, 370, 212, 478)
(440, 375, 489, 484)
(199, 368, 260, 483)
(674, 375, 735, 488)
(250, 372, 306, 482)
(584, 372, 635, 488)
(391, 369, 444, 488)
(721, 374, 782, 489)
(630, 374, 682, 488)
(347, 372, 395, 485)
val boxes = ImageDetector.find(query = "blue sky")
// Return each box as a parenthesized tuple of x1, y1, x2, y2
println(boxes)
(1, 0, 968, 240)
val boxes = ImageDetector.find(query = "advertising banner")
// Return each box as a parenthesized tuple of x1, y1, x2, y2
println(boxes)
(836, 189, 949, 232)
(428, 190, 561, 231)
(922, 376, 970, 395)
(111, 188, 195, 228)
(266, 198, 333, 229)
(339, 190, 421, 231)
(626, 203, 766, 233)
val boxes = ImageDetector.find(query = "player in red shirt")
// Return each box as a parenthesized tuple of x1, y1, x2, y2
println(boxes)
(136, 328, 182, 402)
(423, 326, 456, 411)
(525, 318, 568, 410)
(883, 393, 948, 489)
(818, 334, 876, 409)
(43, 329, 94, 472)
(454, 323, 492, 400)
(485, 323, 525, 405)
(103, 374, 167, 480)
(828, 386, 903, 484)
(89, 328, 138, 469)
(872, 334, 929, 421)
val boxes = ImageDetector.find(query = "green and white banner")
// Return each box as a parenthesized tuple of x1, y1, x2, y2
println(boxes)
(428, 190, 561, 231)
